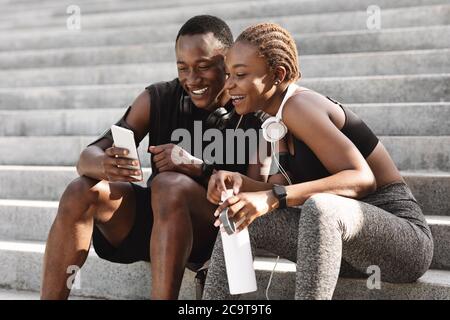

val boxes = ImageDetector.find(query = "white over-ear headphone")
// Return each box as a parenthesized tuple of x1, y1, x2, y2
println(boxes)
(261, 83, 298, 143)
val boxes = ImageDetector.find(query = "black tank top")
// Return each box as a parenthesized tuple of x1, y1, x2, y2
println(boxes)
(146, 78, 262, 183)
(288, 96, 379, 183)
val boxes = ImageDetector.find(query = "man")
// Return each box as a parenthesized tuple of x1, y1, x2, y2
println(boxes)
(41, 15, 267, 300)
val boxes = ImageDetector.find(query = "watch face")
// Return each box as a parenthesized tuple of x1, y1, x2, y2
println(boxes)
(274, 184, 287, 197)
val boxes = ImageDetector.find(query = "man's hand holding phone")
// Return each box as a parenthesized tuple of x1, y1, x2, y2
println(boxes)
(101, 146, 142, 182)
(104, 125, 143, 182)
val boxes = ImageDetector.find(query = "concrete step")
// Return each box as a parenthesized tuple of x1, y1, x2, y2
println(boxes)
(0, 108, 125, 136)
(0, 0, 448, 32)
(3, 3, 449, 44)
(2, 0, 448, 16)
(1, 200, 447, 271)
(299, 49, 450, 78)
(305, 74, 450, 104)
(246, 259, 450, 299)
(0, 166, 150, 201)
(0, 166, 448, 217)
(2, 103, 449, 137)
(0, 288, 99, 300)
(1, 49, 449, 86)
(427, 216, 450, 270)
(1, 25, 449, 71)
(0, 135, 448, 171)
(5, 4, 450, 42)
(0, 0, 445, 15)
(380, 136, 450, 171)
(0, 166, 78, 201)
(348, 102, 450, 136)
(0, 74, 448, 111)
(225, 4, 450, 38)
(0, 44, 175, 70)
(0, 288, 44, 300)
(0, 62, 176, 87)
(1, 0, 449, 31)
(331, 269, 450, 299)
(1, 23, 449, 54)
(296, 25, 450, 55)
(0, 0, 241, 17)
(0, 239, 447, 300)
(0, 200, 57, 242)
(0, 239, 196, 300)
(0, 136, 153, 166)
(403, 171, 450, 218)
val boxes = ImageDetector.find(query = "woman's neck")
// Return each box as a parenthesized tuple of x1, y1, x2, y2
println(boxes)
(263, 83, 290, 116)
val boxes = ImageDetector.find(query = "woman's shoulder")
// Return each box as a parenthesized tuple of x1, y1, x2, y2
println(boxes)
(283, 87, 330, 119)
(282, 87, 347, 140)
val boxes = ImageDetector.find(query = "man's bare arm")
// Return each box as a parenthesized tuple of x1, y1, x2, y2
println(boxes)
(76, 90, 151, 181)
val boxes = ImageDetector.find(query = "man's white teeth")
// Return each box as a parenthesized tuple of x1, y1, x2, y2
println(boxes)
(231, 95, 245, 100)
(192, 87, 208, 95)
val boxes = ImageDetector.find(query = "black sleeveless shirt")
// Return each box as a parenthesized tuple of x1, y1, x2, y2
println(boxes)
(146, 78, 262, 183)
(288, 97, 379, 183)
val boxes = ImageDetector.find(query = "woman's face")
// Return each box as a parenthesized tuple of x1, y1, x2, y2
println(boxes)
(224, 41, 276, 115)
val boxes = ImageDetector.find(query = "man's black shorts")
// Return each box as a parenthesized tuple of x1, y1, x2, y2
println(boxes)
(92, 183, 152, 264)
(91, 182, 213, 267)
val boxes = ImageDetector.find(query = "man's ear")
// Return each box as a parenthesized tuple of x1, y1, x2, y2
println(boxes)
(274, 66, 287, 83)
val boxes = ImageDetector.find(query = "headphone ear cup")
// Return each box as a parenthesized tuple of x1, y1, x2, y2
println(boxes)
(206, 107, 232, 130)
(180, 95, 192, 116)
(261, 117, 288, 142)
(219, 109, 236, 129)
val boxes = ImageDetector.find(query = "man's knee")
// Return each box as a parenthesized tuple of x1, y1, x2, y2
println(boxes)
(151, 172, 199, 219)
(151, 172, 198, 198)
(63, 176, 101, 202)
(58, 176, 102, 221)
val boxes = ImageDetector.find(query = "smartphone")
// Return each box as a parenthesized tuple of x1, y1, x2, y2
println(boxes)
(110, 125, 142, 181)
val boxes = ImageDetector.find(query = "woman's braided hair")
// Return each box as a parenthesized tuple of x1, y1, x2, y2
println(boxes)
(236, 23, 300, 83)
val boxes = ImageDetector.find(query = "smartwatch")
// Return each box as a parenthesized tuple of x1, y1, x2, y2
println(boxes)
(272, 184, 287, 209)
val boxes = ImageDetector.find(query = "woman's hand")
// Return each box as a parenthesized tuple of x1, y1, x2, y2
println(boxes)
(207, 170, 243, 204)
(213, 190, 279, 231)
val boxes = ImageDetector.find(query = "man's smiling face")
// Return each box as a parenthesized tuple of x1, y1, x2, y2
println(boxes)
(176, 32, 227, 110)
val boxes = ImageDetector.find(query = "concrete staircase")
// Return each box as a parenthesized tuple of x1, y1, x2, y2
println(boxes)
(0, 0, 449, 299)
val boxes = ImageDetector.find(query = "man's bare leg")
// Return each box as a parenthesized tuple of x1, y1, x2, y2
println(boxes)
(150, 172, 218, 300)
(41, 176, 136, 299)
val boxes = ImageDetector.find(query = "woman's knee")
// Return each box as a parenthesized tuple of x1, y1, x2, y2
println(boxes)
(302, 193, 340, 222)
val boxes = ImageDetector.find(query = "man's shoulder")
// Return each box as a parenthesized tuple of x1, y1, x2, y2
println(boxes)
(145, 78, 184, 119)
(145, 78, 181, 96)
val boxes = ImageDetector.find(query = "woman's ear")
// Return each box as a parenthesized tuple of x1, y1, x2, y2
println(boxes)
(274, 66, 287, 84)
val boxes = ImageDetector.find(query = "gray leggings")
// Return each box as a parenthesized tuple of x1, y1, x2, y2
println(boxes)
(202, 182, 434, 300)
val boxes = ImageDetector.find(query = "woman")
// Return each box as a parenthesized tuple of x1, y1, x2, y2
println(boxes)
(202, 23, 433, 300)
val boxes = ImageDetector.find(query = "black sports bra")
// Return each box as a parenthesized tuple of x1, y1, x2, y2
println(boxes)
(287, 96, 379, 183)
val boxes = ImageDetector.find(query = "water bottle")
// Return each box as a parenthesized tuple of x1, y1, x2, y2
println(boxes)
(219, 190, 257, 295)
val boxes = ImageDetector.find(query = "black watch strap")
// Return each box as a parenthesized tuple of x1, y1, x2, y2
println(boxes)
(272, 184, 287, 209)
(200, 162, 215, 181)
